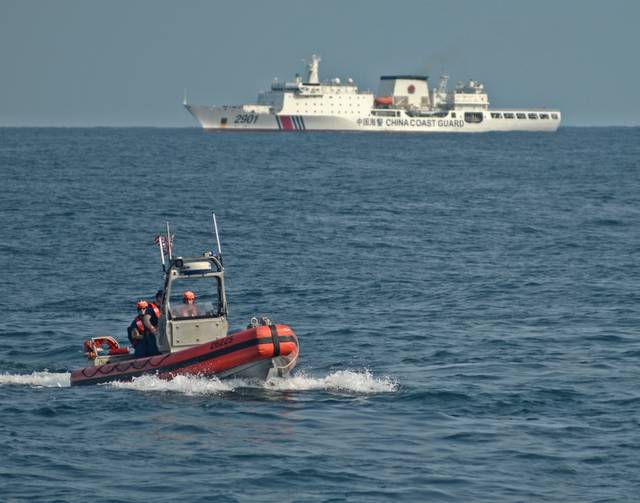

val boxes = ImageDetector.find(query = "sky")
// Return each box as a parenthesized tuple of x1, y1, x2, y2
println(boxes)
(0, 0, 638, 127)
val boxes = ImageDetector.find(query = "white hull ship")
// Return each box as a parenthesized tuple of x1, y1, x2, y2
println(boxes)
(185, 55, 560, 133)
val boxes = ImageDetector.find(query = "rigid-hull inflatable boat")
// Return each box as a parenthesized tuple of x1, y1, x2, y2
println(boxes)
(70, 215, 299, 386)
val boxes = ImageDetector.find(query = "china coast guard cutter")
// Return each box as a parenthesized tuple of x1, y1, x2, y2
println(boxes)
(185, 55, 560, 133)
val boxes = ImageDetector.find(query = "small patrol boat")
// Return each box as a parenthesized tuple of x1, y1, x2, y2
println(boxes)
(70, 215, 299, 386)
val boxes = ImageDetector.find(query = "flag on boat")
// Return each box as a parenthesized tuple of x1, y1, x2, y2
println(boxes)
(154, 234, 173, 255)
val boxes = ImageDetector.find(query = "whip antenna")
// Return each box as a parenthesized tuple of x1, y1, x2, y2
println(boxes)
(158, 238, 166, 270)
(166, 221, 173, 260)
(212, 212, 222, 258)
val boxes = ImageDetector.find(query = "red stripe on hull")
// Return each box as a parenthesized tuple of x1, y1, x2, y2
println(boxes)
(279, 116, 293, 130)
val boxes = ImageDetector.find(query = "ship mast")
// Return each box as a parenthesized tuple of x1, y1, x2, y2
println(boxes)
(429, 74, 449, 109)
(437, 74, 449, 94)
(305, 54, 321, 84)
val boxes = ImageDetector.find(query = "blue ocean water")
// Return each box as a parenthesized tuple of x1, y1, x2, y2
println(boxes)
(0, 127, 639, 502)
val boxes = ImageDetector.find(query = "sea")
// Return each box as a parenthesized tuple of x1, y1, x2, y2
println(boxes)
(0, 127, 639, 502)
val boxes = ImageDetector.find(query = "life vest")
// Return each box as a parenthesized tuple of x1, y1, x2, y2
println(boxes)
(148, 303, 161, 319)
(147, 303, 161, 327)
(134, 315, 146, 335)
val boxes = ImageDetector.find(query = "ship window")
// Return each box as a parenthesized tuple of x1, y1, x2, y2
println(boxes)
(451, 112, 456, 118)
(168, 276, 224, 320)
(491, 113, 503, 119)
(516, 113, 526, 119)
(220, 117, 228, 125)
(551, 113, 559, 119)
(464, 112, 483, 124)
(539, 113, 549, 119)
(528, 113, 538, 119)
(504, 113, 515, 119)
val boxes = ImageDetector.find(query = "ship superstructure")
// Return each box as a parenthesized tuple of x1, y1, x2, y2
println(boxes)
(185, 55, 560, 132)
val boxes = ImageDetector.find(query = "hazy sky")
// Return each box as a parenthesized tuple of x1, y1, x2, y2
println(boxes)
(1, 0, 638, 126)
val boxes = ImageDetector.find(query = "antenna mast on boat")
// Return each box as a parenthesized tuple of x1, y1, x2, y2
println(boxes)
(212, 212, 222, 260)
(166, 221, 173, 260)
(158, 238, 166, 271)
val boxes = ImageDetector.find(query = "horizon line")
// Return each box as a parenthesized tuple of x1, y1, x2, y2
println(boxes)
(1, 124, 638, 129)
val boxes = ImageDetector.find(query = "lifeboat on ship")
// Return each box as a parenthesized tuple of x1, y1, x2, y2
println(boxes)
(374, 96, 393, 106)
(70, 215, 299, 386)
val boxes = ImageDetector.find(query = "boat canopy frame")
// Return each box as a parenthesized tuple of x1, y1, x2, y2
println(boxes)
(163, 254, 228, 320)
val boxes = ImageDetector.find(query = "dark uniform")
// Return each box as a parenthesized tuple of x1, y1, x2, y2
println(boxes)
(146, 302, 161, 329)
(128, 315, 160, 358)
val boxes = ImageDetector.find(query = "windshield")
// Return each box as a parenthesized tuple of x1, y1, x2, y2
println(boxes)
(168, 276, 223, 319)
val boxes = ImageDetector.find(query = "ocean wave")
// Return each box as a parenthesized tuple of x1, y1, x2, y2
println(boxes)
(0, 371, 70, 387)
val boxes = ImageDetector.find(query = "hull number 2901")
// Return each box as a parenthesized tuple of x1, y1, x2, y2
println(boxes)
(234, 114, 258, 124)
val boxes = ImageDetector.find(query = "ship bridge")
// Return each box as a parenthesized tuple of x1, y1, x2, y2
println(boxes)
(256, 55, 373, 116)
(451, 80, 489, 110)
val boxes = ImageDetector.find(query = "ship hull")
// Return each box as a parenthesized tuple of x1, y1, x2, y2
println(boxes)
(186, 105, 560, 133)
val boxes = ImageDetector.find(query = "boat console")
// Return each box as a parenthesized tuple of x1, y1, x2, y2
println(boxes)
(157, 253, 229, 353)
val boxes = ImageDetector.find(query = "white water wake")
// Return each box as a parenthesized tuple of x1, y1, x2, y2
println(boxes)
(0, 369, 397, 395)
(0, 371, 71, 388)
(264, 370, 398, 393)
(110, 374, 235, 395)
(112, 369, 398, 395)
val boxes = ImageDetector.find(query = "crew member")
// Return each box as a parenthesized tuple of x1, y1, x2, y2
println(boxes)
(128, 300, 160, 357)
(147, 290, 163, 330)
(179, 290, 199, 317)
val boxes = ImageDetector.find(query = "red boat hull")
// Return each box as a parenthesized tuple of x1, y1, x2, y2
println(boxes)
(70, 325, 298, 386)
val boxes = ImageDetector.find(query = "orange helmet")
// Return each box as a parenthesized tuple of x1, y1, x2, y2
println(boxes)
(183, 290, 196, 301)
(136, 300, 149, 310)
